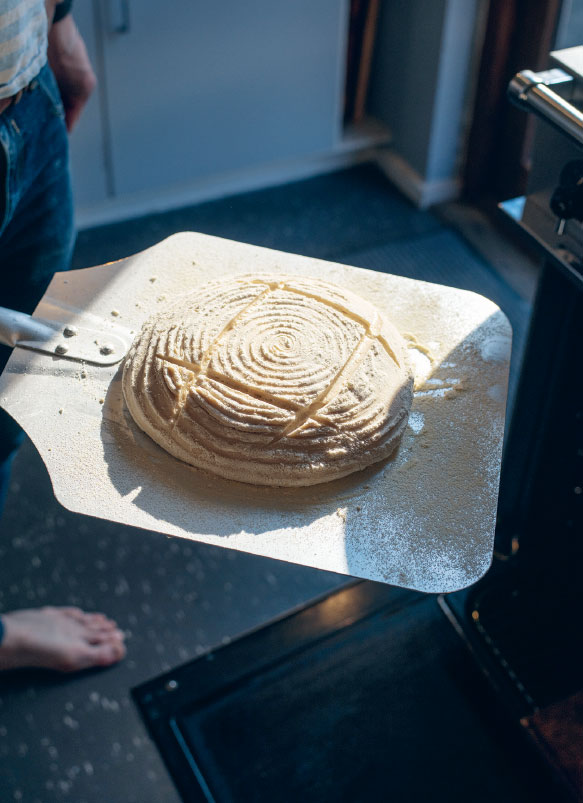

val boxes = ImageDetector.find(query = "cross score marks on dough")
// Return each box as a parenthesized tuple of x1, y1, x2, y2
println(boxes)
(123, 272, 414, 486)
(155, 278, 402, 443)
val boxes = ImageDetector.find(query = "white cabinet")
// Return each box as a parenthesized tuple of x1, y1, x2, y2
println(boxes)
(69, 0, 483, 224)
(70, 0, 350, 223)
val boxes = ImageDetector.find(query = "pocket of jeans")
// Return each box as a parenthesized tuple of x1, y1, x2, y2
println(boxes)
(37, 64, 65, 119)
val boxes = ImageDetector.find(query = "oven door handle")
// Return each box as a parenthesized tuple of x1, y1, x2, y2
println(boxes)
(508, 69, 583, 148)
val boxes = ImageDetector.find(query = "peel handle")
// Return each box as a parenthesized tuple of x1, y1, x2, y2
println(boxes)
(0, 306, 57, 348)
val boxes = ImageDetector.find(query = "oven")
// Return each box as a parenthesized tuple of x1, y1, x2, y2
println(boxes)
(442, 44, 583, 801)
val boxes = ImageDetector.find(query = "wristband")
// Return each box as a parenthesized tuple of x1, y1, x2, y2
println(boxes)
(53, 0, 73, 23)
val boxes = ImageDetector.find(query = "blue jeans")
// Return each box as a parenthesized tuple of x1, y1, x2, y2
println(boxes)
(0, 63, 75, 511)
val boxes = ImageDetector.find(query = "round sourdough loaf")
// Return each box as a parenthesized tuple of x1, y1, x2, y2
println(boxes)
(122, 274, 414, 486)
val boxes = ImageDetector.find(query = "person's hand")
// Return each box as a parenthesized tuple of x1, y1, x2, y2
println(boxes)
(47, 14, 97, 133)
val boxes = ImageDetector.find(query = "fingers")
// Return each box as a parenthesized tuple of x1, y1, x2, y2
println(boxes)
(64, 102, 83, 133)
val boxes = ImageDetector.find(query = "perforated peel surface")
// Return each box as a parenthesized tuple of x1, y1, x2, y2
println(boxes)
(122, 274, 414, 486)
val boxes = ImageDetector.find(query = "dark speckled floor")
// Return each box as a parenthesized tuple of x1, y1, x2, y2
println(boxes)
(0, 165, 546, 802)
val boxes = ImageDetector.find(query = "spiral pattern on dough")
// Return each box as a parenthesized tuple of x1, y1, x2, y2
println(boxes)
(122, 274, 413, 486)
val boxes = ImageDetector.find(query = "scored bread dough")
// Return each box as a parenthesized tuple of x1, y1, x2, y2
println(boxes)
(122, 274, 414, 486)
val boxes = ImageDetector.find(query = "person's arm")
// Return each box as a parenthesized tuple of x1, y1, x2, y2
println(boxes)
(47, 7, 97, 132)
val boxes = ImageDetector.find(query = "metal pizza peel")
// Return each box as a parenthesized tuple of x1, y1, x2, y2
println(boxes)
(0, 232, 511, 593)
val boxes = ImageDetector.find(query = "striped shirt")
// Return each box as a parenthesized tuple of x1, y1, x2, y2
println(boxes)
(0, 0, 47, 99)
